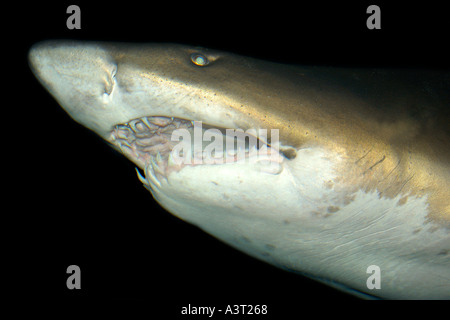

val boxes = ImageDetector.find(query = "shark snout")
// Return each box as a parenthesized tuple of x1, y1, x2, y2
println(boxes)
(28, 41, 125, 138)
(28, 41, 61, 90)
(29, 41, 114, 91)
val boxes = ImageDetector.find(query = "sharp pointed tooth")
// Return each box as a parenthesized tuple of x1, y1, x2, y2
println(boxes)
(121, 140, 131, 148)
(142, 184, 153, 193)
(117, 141, 124, 154)
(135, 167, 149, 186)
(156, 151, 162, 163)
(141, 117, 153, 129)
(129, 120, 138, 133)
(145, 163, 161, 189)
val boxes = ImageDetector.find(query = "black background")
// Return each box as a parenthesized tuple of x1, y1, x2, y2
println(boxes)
(8, 0, 449, 316)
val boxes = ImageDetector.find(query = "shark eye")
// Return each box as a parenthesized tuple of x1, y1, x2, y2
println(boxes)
(190, 53, 209, 67)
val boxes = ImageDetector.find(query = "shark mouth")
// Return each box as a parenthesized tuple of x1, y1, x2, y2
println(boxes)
(109, 116, 289, 190)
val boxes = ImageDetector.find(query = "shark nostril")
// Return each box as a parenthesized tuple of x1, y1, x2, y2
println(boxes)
(111, 65, 117, 78)
(104, 64, 118, 96)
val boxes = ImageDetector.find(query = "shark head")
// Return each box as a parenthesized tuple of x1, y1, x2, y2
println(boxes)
(29, 40, 450, 299)
(28, 40, 308, 226)
(29, 40, 296, 230)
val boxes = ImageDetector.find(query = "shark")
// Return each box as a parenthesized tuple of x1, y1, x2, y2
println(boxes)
(28, 40, 449, 299)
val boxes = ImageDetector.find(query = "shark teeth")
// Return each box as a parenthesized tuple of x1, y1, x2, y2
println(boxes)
(135, 167, 149, 186)
(120, 140, 132, 148)
(127, 119, 138, 133)
(117, 141, 131, 154)
(145, 161, 161, 189)
(111, 115, 285, 190)
(141, 117, 158, 130)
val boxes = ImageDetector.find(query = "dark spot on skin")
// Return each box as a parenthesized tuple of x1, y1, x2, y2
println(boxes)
(265, 244, 276, 251)
(397, 196, 408, 206)
(437, 249, 448, 256)
(343, 194, 356, 205)
(412, 228, 422, 234)
(327, 206, 340, 213)
(211, 181, 218, 185)
(283, 220, 290, 225)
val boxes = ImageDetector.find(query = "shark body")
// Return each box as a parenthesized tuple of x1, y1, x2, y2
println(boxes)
(29, 41, 450, 299)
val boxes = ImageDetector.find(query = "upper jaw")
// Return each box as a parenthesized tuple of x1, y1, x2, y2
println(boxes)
(109, 114, 287, 190)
